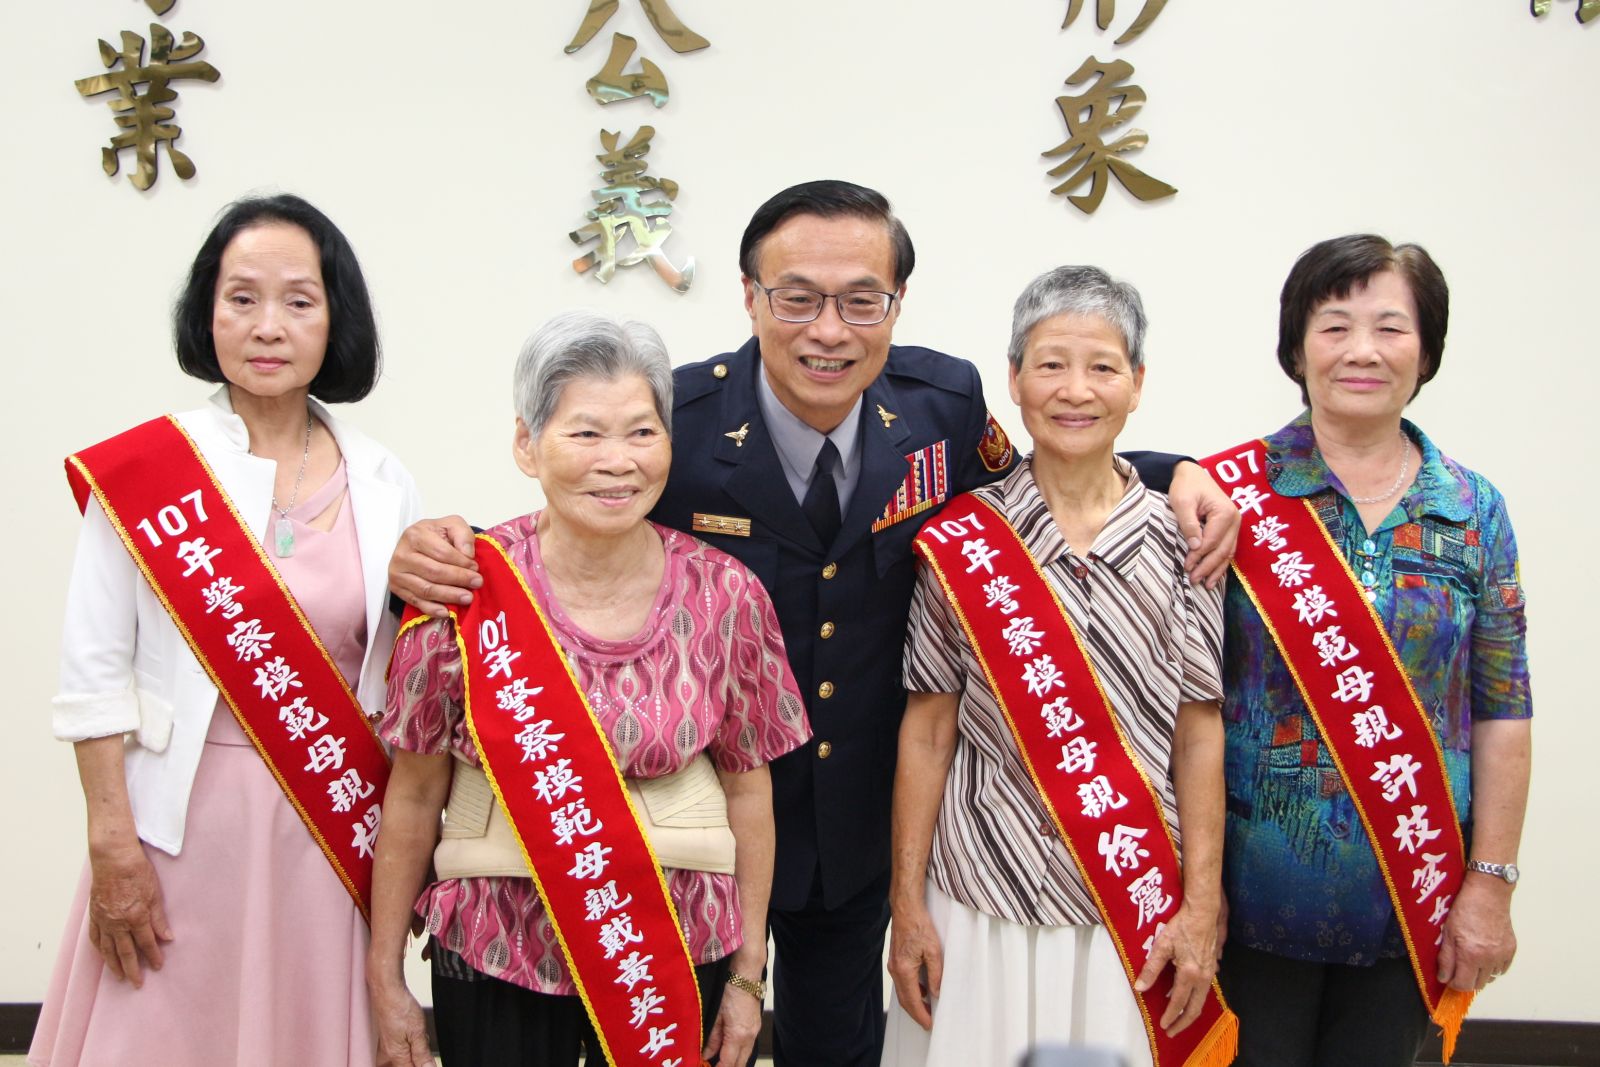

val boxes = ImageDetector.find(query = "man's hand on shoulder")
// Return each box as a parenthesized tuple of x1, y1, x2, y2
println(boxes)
(388, 517, 480, 618)
(1169, 462, 1240, 589)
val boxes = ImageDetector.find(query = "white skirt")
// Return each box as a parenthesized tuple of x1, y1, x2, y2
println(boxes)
(882, 882, 1153, 1067)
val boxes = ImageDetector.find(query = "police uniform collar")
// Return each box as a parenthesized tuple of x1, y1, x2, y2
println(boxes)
(756, 363, 864, 490)
(707, 342, 826, 552)
(835, 367, 916, 562)
(706, 340, 919, 557)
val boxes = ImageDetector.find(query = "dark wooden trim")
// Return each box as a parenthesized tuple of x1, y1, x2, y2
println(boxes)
(3, 1002, 1595, 1062)
(1419, 1019, 1598, 1066)
(1, 1003, 41, 1056)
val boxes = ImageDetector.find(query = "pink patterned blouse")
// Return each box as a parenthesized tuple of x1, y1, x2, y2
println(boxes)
(382, 514, 809, 994)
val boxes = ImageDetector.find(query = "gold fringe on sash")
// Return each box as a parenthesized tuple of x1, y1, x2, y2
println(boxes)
(1187, 1009, 1239, 1067)
(1433, 987, 1474, 1064)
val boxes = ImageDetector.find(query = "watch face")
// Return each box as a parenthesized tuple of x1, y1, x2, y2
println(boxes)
(1504, 863, 1520, 884)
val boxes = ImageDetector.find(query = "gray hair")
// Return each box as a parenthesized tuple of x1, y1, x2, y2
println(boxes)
(1007, 265, 1148, 372)
(512, 310, 674, 436)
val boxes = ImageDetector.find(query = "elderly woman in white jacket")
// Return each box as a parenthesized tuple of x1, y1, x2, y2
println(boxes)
(30, 194, 421, 1067)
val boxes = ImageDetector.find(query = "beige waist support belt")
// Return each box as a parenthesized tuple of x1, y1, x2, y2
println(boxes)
(434, 751, 738, 879)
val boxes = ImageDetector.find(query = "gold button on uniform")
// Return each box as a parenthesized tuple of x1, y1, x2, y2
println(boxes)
(817, 681, 835, 699)
(822, 563, 837, 579)
(712, 363, 728, 379)
(820, 621, 835, 639)
(817, 741, 833, 759)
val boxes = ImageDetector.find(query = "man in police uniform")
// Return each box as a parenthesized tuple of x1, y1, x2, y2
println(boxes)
(388, 181, 1236, 1066)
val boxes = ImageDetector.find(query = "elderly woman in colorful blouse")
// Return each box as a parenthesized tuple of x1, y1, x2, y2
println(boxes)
(366, 310, 809, 1067)
(1216, 235, 1532, 1067)
(885, 266, 1230, 1067)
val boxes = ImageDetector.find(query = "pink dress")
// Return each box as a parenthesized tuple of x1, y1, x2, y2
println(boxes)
(30, 462, 378, 1067)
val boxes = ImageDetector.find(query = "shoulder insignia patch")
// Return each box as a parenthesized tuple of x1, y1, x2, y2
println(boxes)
(978, 412, 1014, 473)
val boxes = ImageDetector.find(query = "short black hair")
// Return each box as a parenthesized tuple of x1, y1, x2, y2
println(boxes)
(1278, 234, 1448, 405)
(738, 180, 916, 289)
(174, 193, 381, 403)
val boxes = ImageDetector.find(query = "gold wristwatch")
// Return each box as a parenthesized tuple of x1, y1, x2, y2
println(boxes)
(726, 972, 765, 1001)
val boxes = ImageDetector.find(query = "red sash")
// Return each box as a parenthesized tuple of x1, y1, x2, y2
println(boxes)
(66, 416, 389, 919)
(914, 494, 1238, 1067)
(1202, 440, 1472, 1061)
(411, 533, 706, 1067)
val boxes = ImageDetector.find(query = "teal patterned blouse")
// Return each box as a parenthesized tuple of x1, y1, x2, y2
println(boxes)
(1221, 411, 1531, 965)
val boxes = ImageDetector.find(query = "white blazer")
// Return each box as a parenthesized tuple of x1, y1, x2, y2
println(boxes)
(52, 389, 423, 855)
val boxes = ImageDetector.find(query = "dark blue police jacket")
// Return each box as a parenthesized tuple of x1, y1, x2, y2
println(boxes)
(650, 337, 1175, 913)
(651, 338, 1012, 911)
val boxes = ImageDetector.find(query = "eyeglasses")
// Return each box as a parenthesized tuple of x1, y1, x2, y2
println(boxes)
(752, 282, 897, 326)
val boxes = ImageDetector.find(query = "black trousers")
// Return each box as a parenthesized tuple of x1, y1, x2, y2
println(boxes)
(766, 869, 891, 1067)
(1219, 942, 1432, 1067)
(431, 945, 730, 1066)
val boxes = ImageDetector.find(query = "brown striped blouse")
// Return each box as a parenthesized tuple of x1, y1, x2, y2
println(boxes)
(903, 456, 1224, 926)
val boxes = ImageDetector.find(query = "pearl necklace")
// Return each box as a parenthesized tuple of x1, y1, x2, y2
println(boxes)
(1348, 432, 1411, 505)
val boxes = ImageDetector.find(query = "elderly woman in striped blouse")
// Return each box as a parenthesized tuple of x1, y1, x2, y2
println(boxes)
(884, 266, 1234, 1067)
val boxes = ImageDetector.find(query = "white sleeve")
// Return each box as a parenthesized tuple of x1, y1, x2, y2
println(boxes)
(51, 496, 141, 741)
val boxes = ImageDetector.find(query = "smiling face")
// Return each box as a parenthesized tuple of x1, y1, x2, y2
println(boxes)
(743, 212, 902, 433)
(513, 374, 671, 540)
(1298, 270, 1423, 425)
(1008, 313, 1143, 464)
(211, 222, 330, 403)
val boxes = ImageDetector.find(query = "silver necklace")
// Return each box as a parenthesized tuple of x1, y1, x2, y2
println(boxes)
(1348, 432, 1411, 505)
(250, 415, 313, 557)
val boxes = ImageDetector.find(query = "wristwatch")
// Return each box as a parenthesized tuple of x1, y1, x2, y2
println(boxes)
(726, 972, 766, 1001)
(1466, 859, 1520, 885)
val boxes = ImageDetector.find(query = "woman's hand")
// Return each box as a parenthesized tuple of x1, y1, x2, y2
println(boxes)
(368, 749, 454, 1064)
(388, 517, 480, 617)
(1133, 897, 1219, 1038)
(704, 974, 762, 1066)
(1439, 719, 1529, 991)
(887, 901, 944, 1031)
(86, 844, 173, 988)
(1437, 875, 1517, 992)
(370, 979, 435, 1067)
(887, 691, 959, 1031)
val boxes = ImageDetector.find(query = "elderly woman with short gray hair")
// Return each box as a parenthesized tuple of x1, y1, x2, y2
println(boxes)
(365, 310, 809, 1066)
(885, 267, 1229, 1067)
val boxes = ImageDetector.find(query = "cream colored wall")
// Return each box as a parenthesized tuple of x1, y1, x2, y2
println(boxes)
(4, 0, 1594, 1024)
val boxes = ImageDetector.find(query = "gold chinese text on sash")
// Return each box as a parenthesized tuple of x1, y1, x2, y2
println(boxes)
(405, 534, 708, 1067)
(1204, 440, 1472, 1062)
(914, 494, 1237, 1067)
(66, 416, 389, 918)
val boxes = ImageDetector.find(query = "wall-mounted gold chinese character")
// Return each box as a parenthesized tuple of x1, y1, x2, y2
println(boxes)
(1042, 56, 1176, 215)
(566, 0, 710, 55)
(587, 33, 669, 107)
(144, 0, 176, 13)
(1530, 0, 1598, 23)
(1062, 0, 1169, 45)
(570, 127, 695, 293)
(568, 1, 708, 108)
(75, 24, 220, 190)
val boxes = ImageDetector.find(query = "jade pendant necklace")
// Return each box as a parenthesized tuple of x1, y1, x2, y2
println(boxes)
(251, 415, 313, 558)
